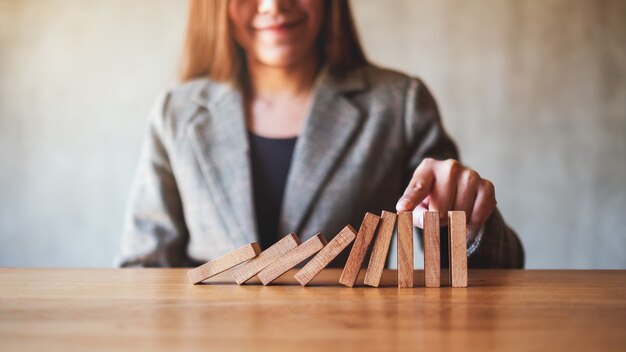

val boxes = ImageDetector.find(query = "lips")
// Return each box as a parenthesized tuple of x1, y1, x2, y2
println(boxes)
(254, 18, 305, 32)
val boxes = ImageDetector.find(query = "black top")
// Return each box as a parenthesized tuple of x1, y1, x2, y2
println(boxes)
(248, 132, 298, 250)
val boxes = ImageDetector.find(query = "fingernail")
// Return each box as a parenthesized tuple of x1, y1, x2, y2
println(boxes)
(466, 226, 479, 242)
(396, 199, 410, 211)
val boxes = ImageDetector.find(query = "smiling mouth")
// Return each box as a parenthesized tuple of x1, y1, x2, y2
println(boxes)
(255, 18, 305, 32)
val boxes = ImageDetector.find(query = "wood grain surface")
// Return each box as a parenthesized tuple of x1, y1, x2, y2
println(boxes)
(232, 233, 300, 284)
(295, 225, 357, 286)
(1, 269, 625, 352)
(257, 234, 327, 285)
(397, 211, 414, 288)
(339, 212, 381, 287)
(448, 211, 468, 287)
(187, 242, 261, 284)
(424, 211, 441, 288)
(364, 211, 396, 287)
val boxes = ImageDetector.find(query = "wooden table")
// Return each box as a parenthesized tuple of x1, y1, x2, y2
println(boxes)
(0, 269, 625, 352)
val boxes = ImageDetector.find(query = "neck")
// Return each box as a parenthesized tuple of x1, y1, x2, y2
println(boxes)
(245, 55, 319, 100)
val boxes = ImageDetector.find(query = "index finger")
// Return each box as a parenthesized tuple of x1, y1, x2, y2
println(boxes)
(396, 163, 435, 211)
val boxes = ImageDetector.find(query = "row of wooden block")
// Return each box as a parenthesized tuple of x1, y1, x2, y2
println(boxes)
(187, 210, 468, 288)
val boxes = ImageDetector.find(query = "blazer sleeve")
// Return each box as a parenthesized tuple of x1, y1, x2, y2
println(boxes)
(117, 93, 193, 267)
(404, 78, 525, 268)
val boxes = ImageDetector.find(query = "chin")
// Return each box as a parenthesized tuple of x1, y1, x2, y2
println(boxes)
(256, 48, 311, 67)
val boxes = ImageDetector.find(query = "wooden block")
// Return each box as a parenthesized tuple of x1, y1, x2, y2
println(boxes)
(424, 211, 441, 288)
(339, 212, 381, 287)
(231, 233, 301, 285)
(363, 211, 397, 287)
(397, 211, 414, 288)
(294, 225, 357, 286)
(257, 234, 327, 285)
(448, 211, 468, 288)
(187, 243, 261, 284)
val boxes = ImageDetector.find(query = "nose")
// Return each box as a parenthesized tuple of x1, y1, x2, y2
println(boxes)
(257, 0, 293, 15)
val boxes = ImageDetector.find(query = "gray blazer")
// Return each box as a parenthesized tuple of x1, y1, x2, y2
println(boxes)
(118, 65, 524, 268)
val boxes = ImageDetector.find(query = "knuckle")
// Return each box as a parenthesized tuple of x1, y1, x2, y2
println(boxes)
(444, 159, 460, 177)
(468, 170, 480, 182)
(444, 158, 458, 167)
(410, 181, 424, 192)
(482, 180, 496, 198)
(461, 169, 480, 186)
(420, 157, 435, 168)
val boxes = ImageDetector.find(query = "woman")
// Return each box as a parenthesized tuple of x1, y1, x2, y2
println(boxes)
(119, 0, 524, 268)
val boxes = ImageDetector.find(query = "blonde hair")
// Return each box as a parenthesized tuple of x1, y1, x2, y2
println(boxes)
(179, 0, 367, 83)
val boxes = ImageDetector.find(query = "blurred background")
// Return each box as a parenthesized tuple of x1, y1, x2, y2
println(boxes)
(1, 0, 624, 268)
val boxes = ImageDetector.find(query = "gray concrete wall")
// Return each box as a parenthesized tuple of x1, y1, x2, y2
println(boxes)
(1, 0, 624, 268)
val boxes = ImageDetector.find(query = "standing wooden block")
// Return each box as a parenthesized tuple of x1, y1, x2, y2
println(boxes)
(231, 233, 301, 285)
(424, 211, 441, 288)
(257, 234, 327, 286)
(294, 225, 357, 286)
(397, 211, 414, 288)
(339, 212, 381, 287)
(187, 243, 261, 284)
(363, 211, 397, 287)
(448, 211, 468, 288)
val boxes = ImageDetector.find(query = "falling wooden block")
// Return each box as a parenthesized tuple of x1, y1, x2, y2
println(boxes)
(363, 211, 397, 287)
(257, 234, 327, 285)
(294, 225, 357, 286)
(231, 233, 301, 285)
(397, 211, 414, 288)
(339, 212, 381, 287)
(424, 211, 441, 288)
(187, 243, 261, 284)
(448, 211, 468, 287)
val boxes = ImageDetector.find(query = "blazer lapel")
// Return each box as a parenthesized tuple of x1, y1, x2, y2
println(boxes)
(279, 68, 368, 237)
(187, 82, 258, 245)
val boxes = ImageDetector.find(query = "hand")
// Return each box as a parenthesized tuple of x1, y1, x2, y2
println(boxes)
(395, 158, 496, 241)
